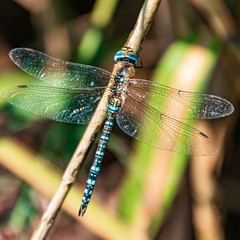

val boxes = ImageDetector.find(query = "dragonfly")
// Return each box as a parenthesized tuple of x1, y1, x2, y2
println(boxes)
(3, 47, 234, 217)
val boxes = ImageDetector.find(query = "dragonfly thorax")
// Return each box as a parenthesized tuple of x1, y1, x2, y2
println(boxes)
(111, 73, 130, 96)
(114, 61, 135, 78)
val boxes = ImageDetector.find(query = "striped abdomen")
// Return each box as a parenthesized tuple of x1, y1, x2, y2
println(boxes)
(78, 96, 121, 217)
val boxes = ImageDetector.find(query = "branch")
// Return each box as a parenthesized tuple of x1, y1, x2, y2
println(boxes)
(31, 0, 162, 239)
(125, 0, 162, 54)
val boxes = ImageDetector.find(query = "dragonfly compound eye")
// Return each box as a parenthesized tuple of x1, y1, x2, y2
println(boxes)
(114, 48, 138, 65)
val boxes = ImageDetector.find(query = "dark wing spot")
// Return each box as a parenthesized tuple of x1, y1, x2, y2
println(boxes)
(17, 85, 28, 88)
(178, 90, 183, 97)
(199, 132, 209, 138)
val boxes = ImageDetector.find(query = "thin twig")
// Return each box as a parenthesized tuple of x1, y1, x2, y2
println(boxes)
(31, 0, 162, 239)
(125, 0, 162, 54)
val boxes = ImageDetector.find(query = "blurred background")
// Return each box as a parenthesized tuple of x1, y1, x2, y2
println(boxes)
(0, 0, 239, 239)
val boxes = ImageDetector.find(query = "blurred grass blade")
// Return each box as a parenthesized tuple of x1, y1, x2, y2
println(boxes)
(77, 27, 104, 64)
(91, 0, 118, 28)
(9, 184, 36, 232)
(76, 0, 119, 64)
(0, 137, 149, 240)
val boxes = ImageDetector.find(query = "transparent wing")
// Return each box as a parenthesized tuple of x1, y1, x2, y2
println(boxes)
(128, 79, 234, 119)
(3, 85, 110, 124)
(9, 48, 112, 88)
(116, 94, 217, 155)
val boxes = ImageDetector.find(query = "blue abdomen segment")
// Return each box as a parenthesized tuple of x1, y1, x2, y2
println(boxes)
(78, 113, 115, 217)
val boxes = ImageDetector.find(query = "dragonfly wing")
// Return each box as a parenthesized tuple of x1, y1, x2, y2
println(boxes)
(116, 94, 217, 155)
(128, 79, 234, 119)
(3, 85, 109, 124)
(9, 48, 112, 88)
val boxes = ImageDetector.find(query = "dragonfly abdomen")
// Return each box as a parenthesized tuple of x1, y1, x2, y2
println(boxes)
(79, 101, 120, 217)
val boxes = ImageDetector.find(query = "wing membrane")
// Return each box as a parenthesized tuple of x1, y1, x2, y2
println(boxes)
(128, 79, 234, 119)
(9, 48, 112, 88)
(117, 94, 217, 155)
(3, 85, 109, 124)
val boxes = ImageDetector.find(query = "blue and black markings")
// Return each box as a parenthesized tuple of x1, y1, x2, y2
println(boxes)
(78, 47, 137, 217)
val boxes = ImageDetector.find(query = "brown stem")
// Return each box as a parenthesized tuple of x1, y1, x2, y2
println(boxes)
(125, 0, 162, 54)
(31, 0, 162, 239)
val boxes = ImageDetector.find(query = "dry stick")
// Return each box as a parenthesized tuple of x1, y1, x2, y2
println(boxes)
(31, 0, 162, 239)
(125, 0, 161, 53)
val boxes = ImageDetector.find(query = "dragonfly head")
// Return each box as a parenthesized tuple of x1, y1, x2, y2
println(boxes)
(114, 47, 138, 65)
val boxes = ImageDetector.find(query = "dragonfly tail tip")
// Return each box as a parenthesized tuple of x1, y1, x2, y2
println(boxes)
(78, 206, 87, 218)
